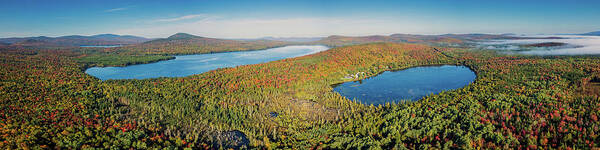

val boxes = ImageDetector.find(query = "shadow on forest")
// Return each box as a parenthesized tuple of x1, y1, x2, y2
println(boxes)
(581, 75, 600, 97)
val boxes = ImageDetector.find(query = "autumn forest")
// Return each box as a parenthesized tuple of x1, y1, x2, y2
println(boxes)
(2, 1, 600, 149)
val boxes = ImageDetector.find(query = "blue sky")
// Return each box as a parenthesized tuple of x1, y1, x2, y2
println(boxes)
(1, 0, 599, 38)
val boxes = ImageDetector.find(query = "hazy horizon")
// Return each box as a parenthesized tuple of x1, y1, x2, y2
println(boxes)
(2, 0, 599, 38)
(3, 32, 591, 39)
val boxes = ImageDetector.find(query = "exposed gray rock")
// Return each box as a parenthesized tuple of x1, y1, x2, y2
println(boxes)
(213, 130, 250, 149)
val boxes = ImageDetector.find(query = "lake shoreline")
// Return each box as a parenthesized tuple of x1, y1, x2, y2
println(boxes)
(330, 63, 476, 87)
(84, 44, 327, 69)
(85, 45, 330, 80)
(332, 64, 477, 105)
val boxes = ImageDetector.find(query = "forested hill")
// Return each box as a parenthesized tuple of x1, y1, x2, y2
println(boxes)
(117, 33, 291, 55)
(315, 34, 462, 46)
(1, 33, 568, 52)
(314, 33, 563, 47)
(581, 31, 600, 36)
(0, 34, 149, 47)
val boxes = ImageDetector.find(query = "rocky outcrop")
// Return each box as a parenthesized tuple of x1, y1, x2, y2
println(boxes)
(213, 130, 250, 149)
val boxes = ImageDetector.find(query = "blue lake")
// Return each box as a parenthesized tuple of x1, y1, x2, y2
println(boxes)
(85, 45, 329, 80)
(333, 65, 476, 105)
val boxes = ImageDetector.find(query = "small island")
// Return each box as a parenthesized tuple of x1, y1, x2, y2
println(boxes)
(521, 42, 567, 47)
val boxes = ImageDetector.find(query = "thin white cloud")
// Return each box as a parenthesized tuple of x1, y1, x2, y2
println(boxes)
(105, 7, 128, 12)
(154, 14, 207, 22)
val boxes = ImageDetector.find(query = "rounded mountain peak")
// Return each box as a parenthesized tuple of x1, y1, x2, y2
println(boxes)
(168, 33, 201, 39)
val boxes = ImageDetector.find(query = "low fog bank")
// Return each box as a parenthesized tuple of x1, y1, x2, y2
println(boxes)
(475, 35, 600, 55)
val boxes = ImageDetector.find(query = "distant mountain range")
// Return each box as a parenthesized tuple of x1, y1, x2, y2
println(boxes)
(257, 37, 322, 42)
(581, 31, 600, 36)
(233, 37, 322, 42)
(121, 33, 289, 54)
(0, 34, 150, 47)
(1, 32, 575, 50)
(313, 33, 551, 46)
(133, 33, 555, 53)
